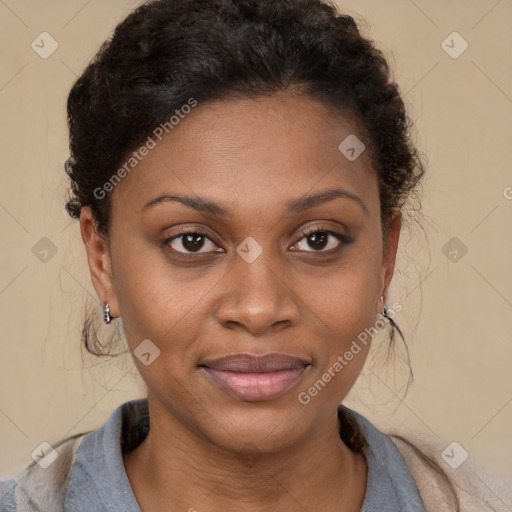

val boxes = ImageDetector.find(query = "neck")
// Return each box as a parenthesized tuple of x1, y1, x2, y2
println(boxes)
(123, 401, 367, 512)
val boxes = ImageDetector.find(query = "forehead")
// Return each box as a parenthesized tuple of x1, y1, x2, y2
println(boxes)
(110, 93, 379, 220)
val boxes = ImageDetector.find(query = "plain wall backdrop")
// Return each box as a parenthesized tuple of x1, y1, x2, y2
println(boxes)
(0, 0, 511, 498)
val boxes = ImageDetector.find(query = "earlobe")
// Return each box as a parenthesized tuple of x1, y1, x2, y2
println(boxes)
(79, 207, 119, 318)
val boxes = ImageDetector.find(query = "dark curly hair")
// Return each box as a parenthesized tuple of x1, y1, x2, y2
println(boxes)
(65, 0, 424, 235)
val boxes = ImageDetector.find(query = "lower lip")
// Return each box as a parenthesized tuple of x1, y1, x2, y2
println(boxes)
(202, 366, 308, 402)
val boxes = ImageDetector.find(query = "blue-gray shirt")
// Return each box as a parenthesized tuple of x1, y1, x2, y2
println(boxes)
(0, 399, 426, 511)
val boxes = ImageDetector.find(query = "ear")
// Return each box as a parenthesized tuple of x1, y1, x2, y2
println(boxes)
(79, 207, 120, 318)
(378, 207, 401, 310)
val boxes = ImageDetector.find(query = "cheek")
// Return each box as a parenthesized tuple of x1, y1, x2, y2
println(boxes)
(112, 253, 209, 403)
(291, 241, 382, 397)
(297, 245, 381, 337)
(110, 239, 205, 353)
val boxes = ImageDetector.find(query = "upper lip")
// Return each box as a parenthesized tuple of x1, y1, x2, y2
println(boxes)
(199, 352, 311, 373)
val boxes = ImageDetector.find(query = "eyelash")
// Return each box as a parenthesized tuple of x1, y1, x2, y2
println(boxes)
(160, 226, 351, 257)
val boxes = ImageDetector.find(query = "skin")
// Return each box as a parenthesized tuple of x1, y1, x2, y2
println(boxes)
(80, 92, 401, 512)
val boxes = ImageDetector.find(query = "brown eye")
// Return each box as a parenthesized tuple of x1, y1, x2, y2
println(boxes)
(291, 228, 350, 253)
(305, 231, 329, 251)
(163, 230, 221, 254)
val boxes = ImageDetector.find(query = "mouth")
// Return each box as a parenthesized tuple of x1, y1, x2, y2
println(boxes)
(198, 352, 311, 402)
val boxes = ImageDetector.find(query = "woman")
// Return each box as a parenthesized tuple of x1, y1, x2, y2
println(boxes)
(0, 0, 502, 510)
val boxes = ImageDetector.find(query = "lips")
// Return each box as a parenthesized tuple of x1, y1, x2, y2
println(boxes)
(199, 352, 311, 402)
(200, 353, 311, 372)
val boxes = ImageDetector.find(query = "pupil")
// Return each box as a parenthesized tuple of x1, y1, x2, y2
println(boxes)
(183, 234, 205, 252)
(309, 232, 327, 250)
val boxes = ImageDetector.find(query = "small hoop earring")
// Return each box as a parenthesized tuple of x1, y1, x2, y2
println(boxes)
(380, 295, 388, 317)
(103, 303, 112, 324)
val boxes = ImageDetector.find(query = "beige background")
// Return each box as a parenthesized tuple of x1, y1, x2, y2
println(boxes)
(0, 0, 511, 500)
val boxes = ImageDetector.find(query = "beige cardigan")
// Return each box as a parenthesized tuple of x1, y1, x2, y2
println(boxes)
(7, 433, 510, 511)
(391, 436, 510, 511)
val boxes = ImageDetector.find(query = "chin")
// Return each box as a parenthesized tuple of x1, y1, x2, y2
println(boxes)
(195, 396, 313, 454)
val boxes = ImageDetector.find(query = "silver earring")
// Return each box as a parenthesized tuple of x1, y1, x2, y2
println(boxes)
(380, 295, 388, 317)
(103, 303, 112, 324)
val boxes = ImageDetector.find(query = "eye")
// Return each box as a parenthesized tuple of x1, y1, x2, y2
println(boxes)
(161, 226, 351, 257)
(162, 229, 222, 255)
(290, 227, 350, 253)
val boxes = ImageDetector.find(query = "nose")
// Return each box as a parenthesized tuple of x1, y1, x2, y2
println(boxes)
(215, 252, 300, 335)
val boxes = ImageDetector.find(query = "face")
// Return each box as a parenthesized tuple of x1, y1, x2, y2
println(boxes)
(80, 92, 401, 454)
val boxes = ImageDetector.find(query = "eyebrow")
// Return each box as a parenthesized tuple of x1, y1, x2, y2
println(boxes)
(141, 187, 369, 217)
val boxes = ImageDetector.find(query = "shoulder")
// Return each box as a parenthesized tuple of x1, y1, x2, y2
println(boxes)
(341, 405, 509, 512)
(389, 433, 509, 512)
(0, 477, 17, 511)
(0, 433, 86, 512)
(0, 398, 149, 512)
